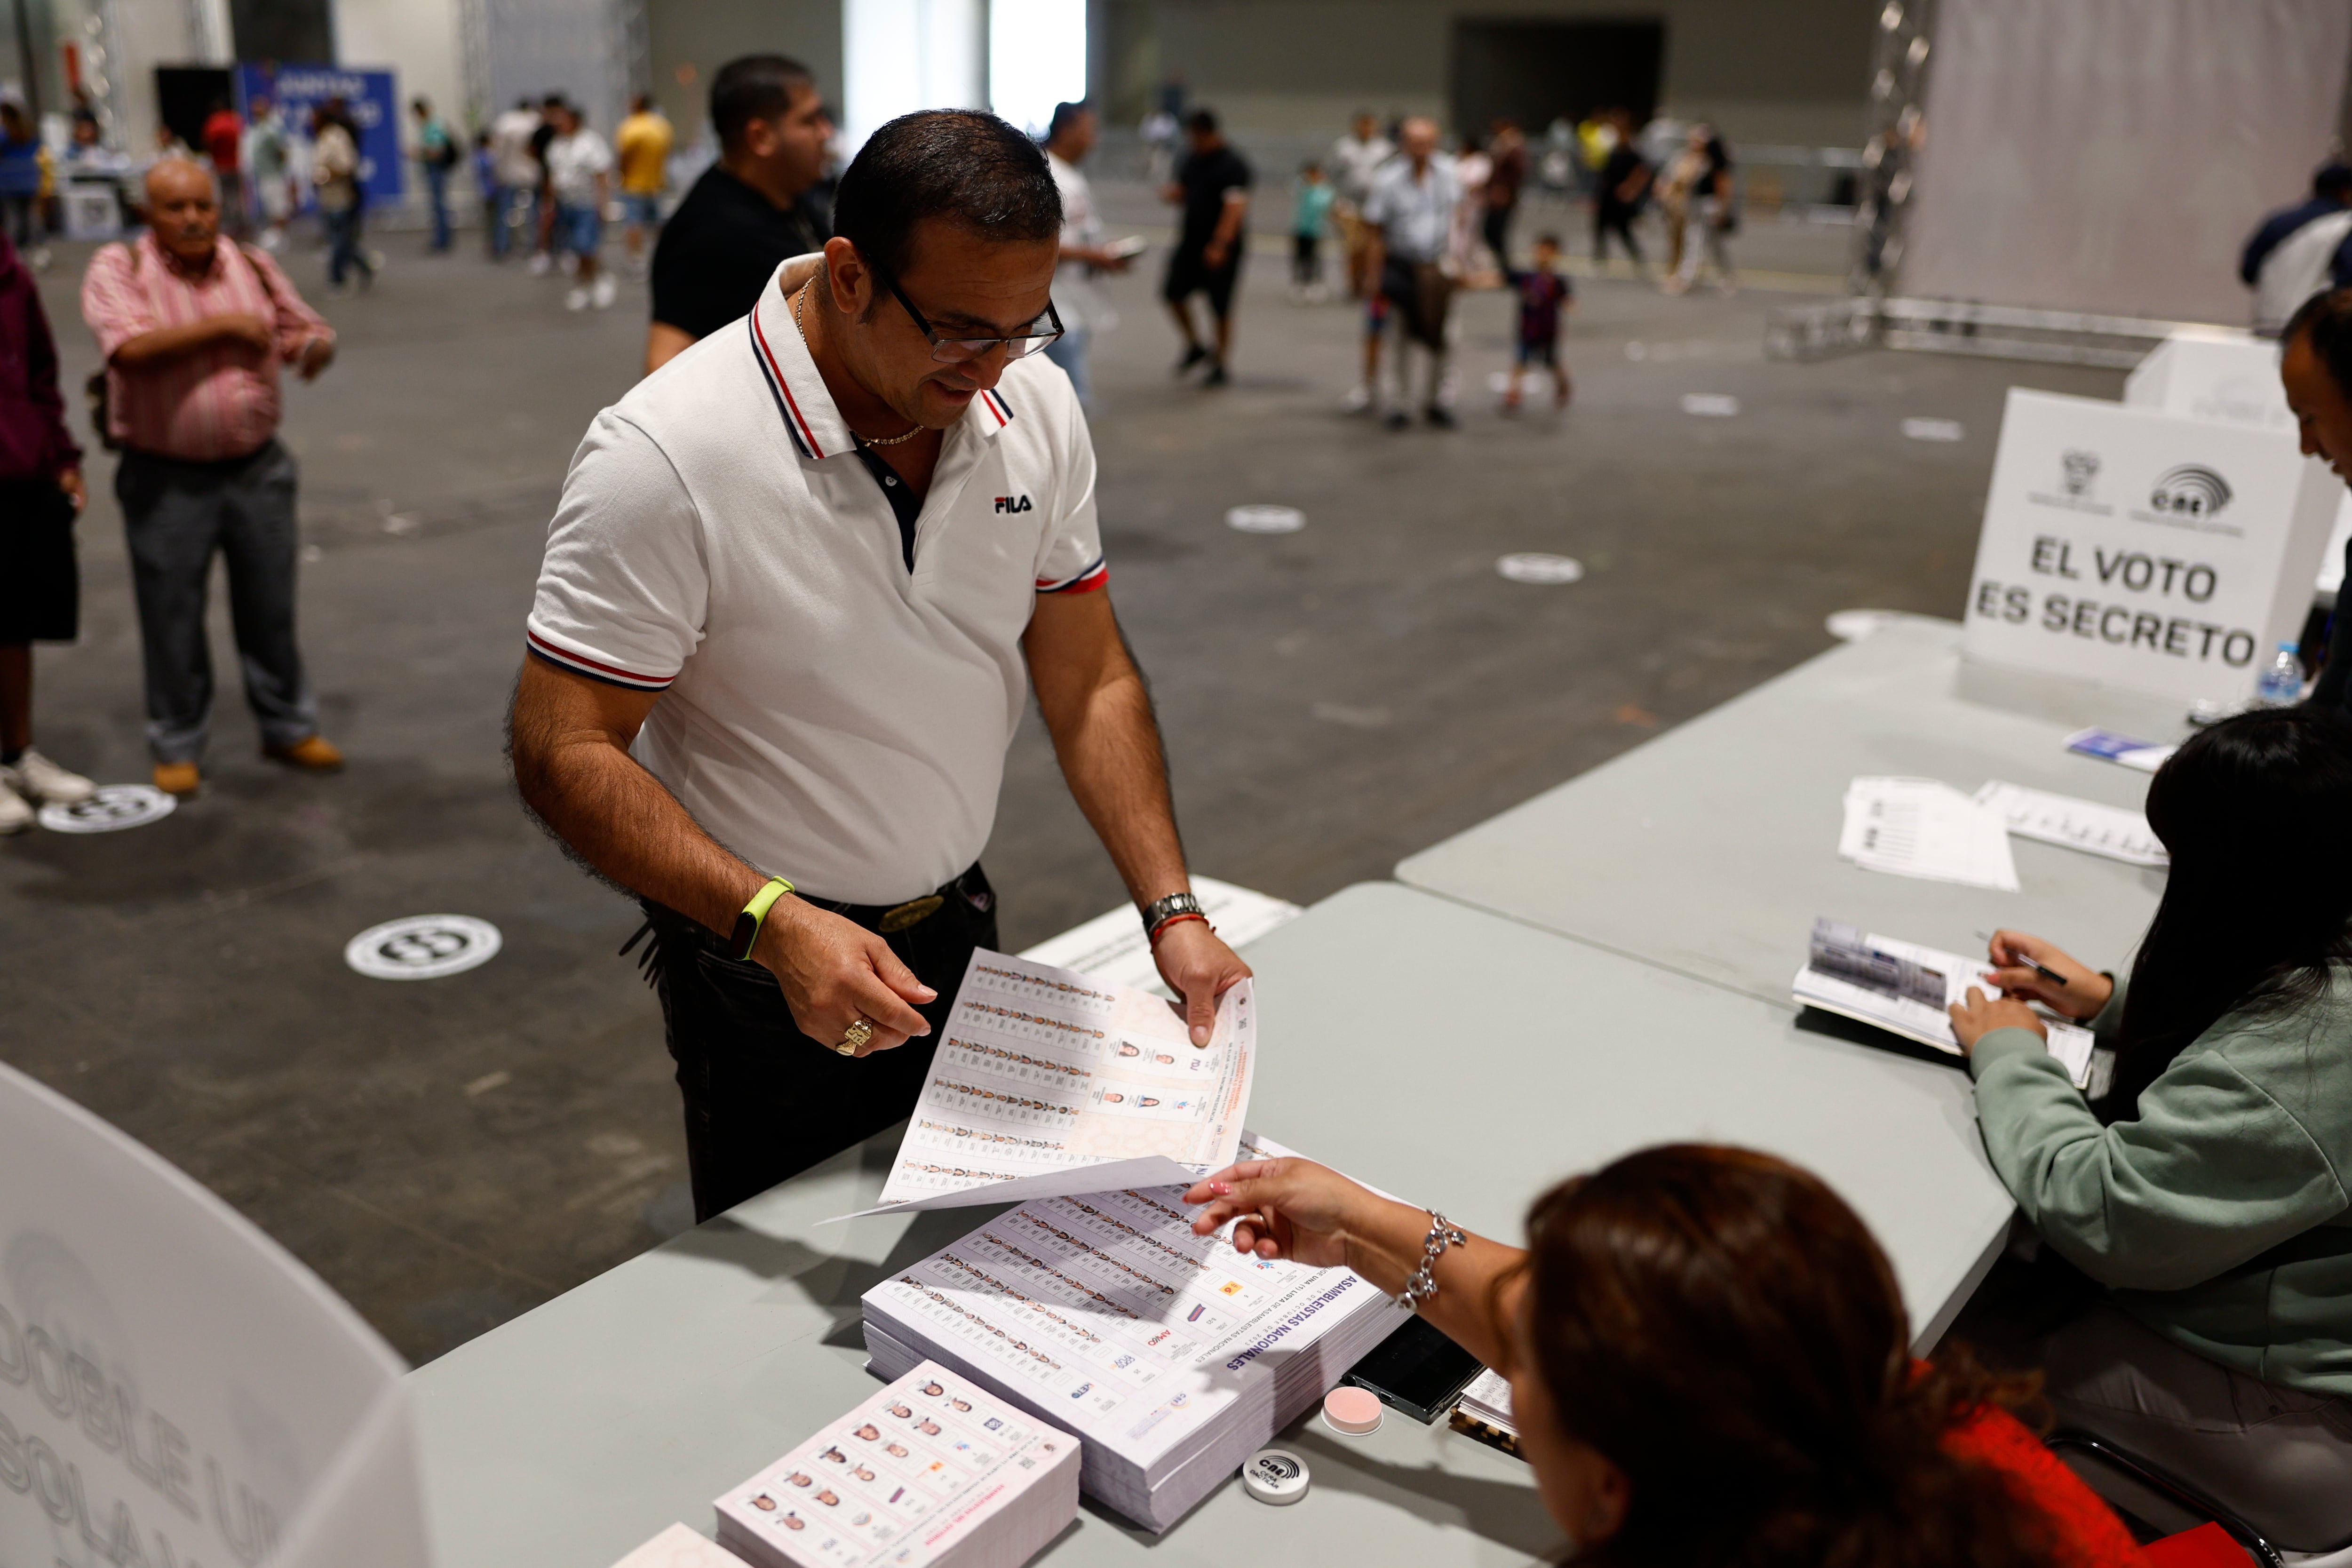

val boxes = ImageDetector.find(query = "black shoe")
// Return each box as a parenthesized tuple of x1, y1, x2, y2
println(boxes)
(1204, 362, 1229, 387)
(1424, 406, 1458, 429)
(1175, 344, 1209, 375)
(1383, 410, 1411, 430)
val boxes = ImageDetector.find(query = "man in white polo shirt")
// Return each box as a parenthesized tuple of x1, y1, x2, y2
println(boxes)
(510, 111, 1249, 1221)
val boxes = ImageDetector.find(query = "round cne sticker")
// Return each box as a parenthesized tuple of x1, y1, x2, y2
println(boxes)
(344, 915, 503, 980)
(38, 785, 177, 835)
(1241, 1447, 1309, 1505)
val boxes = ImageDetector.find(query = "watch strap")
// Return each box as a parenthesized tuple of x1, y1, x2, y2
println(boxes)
(1139, 891, 1204, 936)
(729, 876, 795, 961)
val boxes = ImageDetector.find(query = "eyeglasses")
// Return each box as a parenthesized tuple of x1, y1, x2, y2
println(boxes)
(875, 266, 1063, 364)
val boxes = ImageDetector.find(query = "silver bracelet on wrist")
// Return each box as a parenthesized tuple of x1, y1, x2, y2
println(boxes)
(1395, 1211, 1468, 1310)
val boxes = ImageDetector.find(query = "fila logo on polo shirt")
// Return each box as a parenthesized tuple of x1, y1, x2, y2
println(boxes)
(992, 494, 1034, 514)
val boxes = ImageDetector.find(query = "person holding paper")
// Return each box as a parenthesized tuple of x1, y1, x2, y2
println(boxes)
(1947, 706, 2352, 1552)
(510, 111, 1248, 1223)
(1181, 1144, 2144, 1565)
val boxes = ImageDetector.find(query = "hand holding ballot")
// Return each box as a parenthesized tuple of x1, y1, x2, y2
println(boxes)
(1949, 929, 2115, 1051)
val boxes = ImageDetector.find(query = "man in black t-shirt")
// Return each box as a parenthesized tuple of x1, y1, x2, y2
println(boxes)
(1593, 109, 1651, 274)
(644, 55, 836, 375)
(1160, 110, 1251, 386)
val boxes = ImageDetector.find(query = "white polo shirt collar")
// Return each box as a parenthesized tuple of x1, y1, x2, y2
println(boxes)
(745, 277, 1015, 462)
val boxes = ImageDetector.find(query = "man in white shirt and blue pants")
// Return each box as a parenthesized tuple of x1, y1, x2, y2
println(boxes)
(511, 111, 1249, 1221)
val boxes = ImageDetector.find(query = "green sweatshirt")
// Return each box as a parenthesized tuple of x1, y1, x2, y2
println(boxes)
(1971, 969, 2352, 1395)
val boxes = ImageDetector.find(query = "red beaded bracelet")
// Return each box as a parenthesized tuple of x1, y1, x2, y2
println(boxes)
(1147, 911, 1210, 946)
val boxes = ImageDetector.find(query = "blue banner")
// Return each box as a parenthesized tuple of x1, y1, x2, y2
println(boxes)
(233, 63, 402, 209)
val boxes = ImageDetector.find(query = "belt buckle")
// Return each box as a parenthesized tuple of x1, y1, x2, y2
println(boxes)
(878, 894, 944, 933)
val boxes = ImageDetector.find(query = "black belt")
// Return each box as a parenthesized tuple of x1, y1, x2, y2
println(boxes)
(620, 863, 991, 979)
(795, 864, 992, 934)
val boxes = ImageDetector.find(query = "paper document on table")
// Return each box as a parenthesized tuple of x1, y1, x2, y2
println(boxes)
(2065, 727, 2177, 773)
(1974, 781, 2168, 868)
(1793, 919, 2100, 1091)
(828, 950, 1254, 1222)
(1838, 777, 2019, 891)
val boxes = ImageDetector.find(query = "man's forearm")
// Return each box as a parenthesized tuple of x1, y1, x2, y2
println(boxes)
(1042, 666, 1188, 907)
(516, 725, 764, 936)
(111, 318, 240, 368)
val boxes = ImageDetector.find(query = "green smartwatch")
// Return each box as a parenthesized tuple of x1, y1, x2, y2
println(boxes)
(729, 876, 795, 961)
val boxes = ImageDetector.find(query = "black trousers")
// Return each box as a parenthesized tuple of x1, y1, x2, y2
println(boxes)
(1593, 204, 1643, 265)
(637, 864, 999, 1223)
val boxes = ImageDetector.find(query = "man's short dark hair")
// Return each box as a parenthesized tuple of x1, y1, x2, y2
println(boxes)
(712, 54, 815, 149)
(2286, 287, 2352, 390)
(2317, 162, 2352, 199)
(1046, 101, 1089, 142)
(833, 110, 1061, 287)
(1187, 109, 1218, 137)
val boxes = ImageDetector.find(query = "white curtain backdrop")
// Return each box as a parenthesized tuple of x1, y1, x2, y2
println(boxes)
(1901, 0, 2352, 323)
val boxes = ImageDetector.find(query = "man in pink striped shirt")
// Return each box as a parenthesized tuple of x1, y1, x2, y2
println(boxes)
(80, 157, 344, 796)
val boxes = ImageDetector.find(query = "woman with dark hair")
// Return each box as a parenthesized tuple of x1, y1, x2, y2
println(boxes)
(1183, 1144, 2144, 1566)
(1949, 705, 2352, 1551)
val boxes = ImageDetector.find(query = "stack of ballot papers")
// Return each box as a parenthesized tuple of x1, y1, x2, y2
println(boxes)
(1794, 919, 2101, 1090)
(862, 1135, 1401, 1532)
(832, 949, 1256, 1222)
(715, 1361, 1079, 1568)
(1838, 777, 2019, 891)
(1973, 781, 2167, 867)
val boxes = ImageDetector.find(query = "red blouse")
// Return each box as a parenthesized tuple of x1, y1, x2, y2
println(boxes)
(1944, 1403, 2151, 1568)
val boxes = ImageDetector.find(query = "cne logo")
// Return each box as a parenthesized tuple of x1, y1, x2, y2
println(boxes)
(2148, 464, 2232, 519)
(2060, 449, 2099, 498)
(992, 494, 1034, 514)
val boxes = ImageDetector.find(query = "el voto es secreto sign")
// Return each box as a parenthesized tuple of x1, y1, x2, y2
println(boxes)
(1963, 388, 2338, 708)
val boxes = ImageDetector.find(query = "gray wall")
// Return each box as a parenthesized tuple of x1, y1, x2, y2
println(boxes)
(1121, 0, 1878, 147)
(645, 0, 842, 143)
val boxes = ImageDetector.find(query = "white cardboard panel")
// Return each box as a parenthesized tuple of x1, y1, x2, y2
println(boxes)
(0, 1060, 431, 1568)
(2121, 332, 2291, 433)
(1962, 388, 2337, 708)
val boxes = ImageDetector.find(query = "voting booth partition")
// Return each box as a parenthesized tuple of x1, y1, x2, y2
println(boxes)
(2123, 329, 2352, 599)
(0, 1061, 431, 1568)
(1962, 387, 2337, 708)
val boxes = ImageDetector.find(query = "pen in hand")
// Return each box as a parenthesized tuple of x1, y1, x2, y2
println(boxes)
(1976, 930, 2066, 989)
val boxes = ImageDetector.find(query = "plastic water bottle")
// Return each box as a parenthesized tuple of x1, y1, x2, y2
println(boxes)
(2257, 643, 2304, 707)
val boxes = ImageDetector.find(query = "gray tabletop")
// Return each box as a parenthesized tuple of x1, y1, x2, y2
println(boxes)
(1398, 616, 2179, 1011)
(408, 883, 2013, 1568)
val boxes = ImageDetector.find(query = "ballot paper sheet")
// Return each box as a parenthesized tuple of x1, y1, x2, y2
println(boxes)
(869, 951, 1254, 1213)
(1974, 781, 2167, 868)
(1794, 920, 2098, 1090)
(1839, 777, 2019, 891)
(715, 1361, 1078, 1568)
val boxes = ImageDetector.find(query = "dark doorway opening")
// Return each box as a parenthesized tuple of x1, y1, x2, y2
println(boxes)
(1452, 19, 1665, 136)
(156, 65, 235, 151)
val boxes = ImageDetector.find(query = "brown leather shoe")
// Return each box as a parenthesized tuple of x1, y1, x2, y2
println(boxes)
(152, 760, 201, 796)
(263, 734, 345, 772)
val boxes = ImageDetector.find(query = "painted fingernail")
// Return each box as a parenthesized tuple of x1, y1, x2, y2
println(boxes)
(1211, 1182, 1232, 1195)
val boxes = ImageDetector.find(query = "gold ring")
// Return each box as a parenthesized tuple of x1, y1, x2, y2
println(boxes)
(836, 1018, 875, 1056)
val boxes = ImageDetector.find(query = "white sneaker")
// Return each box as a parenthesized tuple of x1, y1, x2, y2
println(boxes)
(2, 748, 96, 804)
(528, 251, 553, 276)
(565, 286, 590, 311)
(0, 785, 29, 835)
(590, 274, 617, 310)
(1340, 383, 1372, 414)
(28, 245, 51, 271)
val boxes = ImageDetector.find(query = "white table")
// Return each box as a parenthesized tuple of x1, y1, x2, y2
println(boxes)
(408, 883, 2015, 1568)
(1398, 617, 2177, 1011)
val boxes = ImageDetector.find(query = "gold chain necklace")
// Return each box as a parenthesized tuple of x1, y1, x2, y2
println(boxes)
(793, 284, 926, 448)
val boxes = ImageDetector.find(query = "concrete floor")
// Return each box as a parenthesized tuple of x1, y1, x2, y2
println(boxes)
(0, 195, 2122, 1366)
